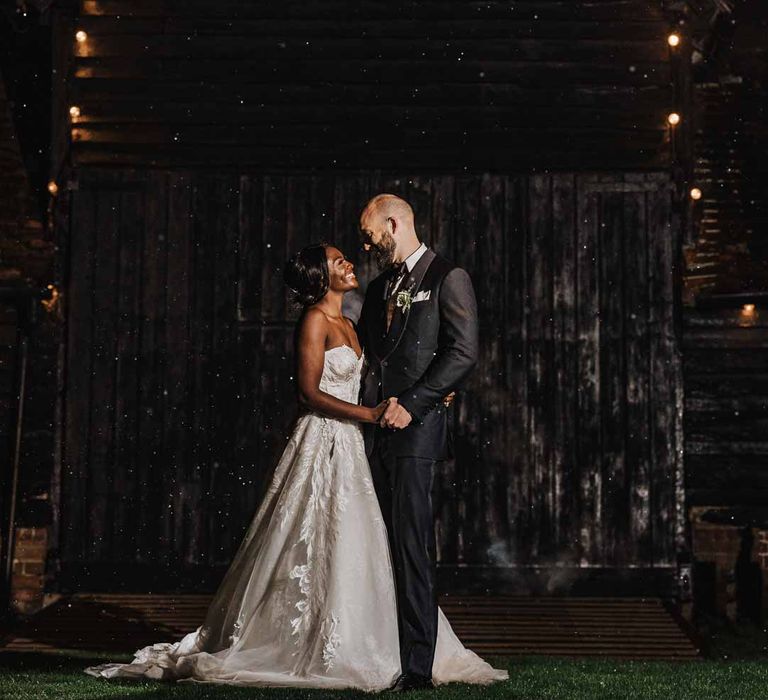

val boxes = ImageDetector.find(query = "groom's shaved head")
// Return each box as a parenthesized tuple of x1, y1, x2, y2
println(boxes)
(359, 193, 420, 270)
(361, 194, 414, 226)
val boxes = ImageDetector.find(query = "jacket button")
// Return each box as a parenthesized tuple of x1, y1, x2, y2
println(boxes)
(381, 360, 388, 367)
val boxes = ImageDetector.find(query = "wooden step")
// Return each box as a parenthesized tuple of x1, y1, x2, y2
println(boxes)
(0, 594, 702, 660)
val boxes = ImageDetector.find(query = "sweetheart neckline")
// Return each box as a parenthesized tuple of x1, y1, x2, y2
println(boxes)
(325, 343, 363, 361)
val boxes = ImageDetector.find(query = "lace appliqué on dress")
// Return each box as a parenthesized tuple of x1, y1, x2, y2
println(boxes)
(320, 613, 341, 670)
(288, 415, 348, 664)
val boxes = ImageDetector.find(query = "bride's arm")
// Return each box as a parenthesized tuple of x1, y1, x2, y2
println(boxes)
(296, 308, 386, 424)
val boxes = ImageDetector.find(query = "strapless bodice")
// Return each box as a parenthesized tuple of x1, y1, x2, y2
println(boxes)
(318, 344, 364, 404)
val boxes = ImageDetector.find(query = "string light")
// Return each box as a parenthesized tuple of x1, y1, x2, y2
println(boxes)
(667, 33, 681, 47)
(69, 105, 81, 118)
(742, 304, 755, 314)
(47, 181, 58, 196)
(667, 112, 681, 126)
(690, 187, 702, 200)
(42, 285, 60, 313)
(75, 30, 88, 43)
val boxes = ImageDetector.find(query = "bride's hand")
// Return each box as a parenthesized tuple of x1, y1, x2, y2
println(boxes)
(368, 399, 390, 423)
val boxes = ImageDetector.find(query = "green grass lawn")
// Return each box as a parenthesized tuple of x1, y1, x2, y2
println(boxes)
(1, 650, 768, 700)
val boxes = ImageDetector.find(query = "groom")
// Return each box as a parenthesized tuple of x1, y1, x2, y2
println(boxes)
(357, 194, 479, 692)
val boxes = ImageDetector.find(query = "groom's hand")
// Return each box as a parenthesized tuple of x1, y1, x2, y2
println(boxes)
(380, 397, 412, 430)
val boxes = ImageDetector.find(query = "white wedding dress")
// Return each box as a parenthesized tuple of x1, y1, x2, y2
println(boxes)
(85, 345, 508, 691)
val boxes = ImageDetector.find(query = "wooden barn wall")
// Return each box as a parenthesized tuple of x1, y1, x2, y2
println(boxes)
(683, 310, 768, 507)
(58, 168, 684, 594)
(60, 0, 680, 171)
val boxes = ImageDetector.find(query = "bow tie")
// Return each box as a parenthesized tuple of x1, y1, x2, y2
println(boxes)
(386, 262, 407, 296)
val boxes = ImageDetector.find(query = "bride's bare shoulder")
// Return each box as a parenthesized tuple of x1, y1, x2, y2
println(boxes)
(302, 305, 326, 321)
(297, 306, 329, 341)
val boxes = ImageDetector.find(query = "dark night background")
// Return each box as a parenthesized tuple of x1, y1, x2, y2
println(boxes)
(0, 0, 767, 645)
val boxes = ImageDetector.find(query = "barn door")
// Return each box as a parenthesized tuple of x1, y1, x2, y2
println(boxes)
(431, 172, 684, 594)
(58, 170, 683, 595)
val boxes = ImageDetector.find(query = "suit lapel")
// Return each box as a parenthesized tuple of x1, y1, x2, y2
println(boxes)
(378, 248, 435, 361)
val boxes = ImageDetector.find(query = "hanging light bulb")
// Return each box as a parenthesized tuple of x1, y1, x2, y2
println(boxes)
(667, 33, 681, 47)
(69, 105, 81, 118)
(667, 112, 681, 125)
(75, 30, 88, 43)
(690, 187, 702, 200)
(47, 181, 59, 196)
(742, 304, 755, 314)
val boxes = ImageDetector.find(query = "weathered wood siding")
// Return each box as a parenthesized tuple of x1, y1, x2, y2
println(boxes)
(58, 168, 684, 592)
(62, 0, 678, 171)
(683, 309, 768, 507)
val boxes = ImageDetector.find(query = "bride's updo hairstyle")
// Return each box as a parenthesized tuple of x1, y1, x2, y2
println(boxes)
(283, 243, 330, 307)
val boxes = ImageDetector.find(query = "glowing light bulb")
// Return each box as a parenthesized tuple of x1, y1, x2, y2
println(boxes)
(667, 112, 681, 125)
(75, 30, 88, 43)
(742, 304, 755, 314)
(69, 105, 80, 118)
(668, 33, 681, 47)
(690, 187, 702, 200)
(47, 181, 59, 196)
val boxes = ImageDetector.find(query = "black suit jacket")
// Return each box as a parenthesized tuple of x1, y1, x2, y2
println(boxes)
(358, 248, 479, 460)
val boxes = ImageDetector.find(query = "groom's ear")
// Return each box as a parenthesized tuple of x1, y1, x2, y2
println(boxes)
(386, 216, 397, 236)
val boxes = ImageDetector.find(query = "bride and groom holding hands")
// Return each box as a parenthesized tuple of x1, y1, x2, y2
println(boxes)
(85, 193, 508, 692)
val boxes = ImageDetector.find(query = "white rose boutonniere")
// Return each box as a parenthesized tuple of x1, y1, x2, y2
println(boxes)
(395, 289, 413, 313)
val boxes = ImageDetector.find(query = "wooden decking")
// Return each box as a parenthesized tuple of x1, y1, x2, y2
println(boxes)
(0, 594, 702, 660)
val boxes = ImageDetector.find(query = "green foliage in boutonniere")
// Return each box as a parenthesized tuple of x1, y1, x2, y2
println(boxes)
(395, 289, 412, 312)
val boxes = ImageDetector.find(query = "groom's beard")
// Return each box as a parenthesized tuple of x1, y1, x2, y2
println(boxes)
(372, 232, 397, 271)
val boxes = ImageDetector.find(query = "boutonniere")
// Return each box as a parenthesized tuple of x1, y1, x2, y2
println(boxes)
(395, 282, 417, 313)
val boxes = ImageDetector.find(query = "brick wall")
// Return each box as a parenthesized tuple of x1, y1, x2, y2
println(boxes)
(9, 526, 48, 614)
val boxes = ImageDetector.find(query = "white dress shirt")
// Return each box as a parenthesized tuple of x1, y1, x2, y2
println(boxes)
(403, 242, 428, 272)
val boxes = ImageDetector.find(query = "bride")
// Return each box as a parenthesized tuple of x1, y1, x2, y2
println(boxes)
(84, 243, 508, 692)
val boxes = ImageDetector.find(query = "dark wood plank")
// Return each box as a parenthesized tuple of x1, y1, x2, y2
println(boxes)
(476, 174, 506, 554)
(261, 176, 287, 321)
(133, 171, 169, 563)
(112, 184, 144, 560)
(236, 175, 264, 323)
(80, 0, 667, 22)
(208, 175, 241, 562)
(452, 175, 481, 564)
(75, 16, 668, 41)
(623, 185, 653, 566)
(550, 173, 578, 556)
(503, 176, 529, 567)
(71, 141, 671, 172)
(186, 173, 215, 564)
(164, 171, 195, 564)
(62, 187, 97, 564)
(74, 34, 666, 64)
(598, 187, 627, 565)
(88, 179, 121, 560)
(647, 178, 677, 566)
(285, 177, 312, 322)
(575, 174, 603, 564)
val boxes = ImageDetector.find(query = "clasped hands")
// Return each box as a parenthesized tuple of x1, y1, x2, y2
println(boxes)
(378, 392, 456, 430)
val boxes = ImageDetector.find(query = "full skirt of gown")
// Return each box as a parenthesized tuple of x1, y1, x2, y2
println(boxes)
(84, 346, 508, 691)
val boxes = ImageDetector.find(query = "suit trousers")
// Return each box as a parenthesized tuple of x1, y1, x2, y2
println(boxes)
(369, 429, 438, 679)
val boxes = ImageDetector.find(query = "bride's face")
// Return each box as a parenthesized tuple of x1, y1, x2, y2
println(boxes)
(326, 246, 358, 293)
